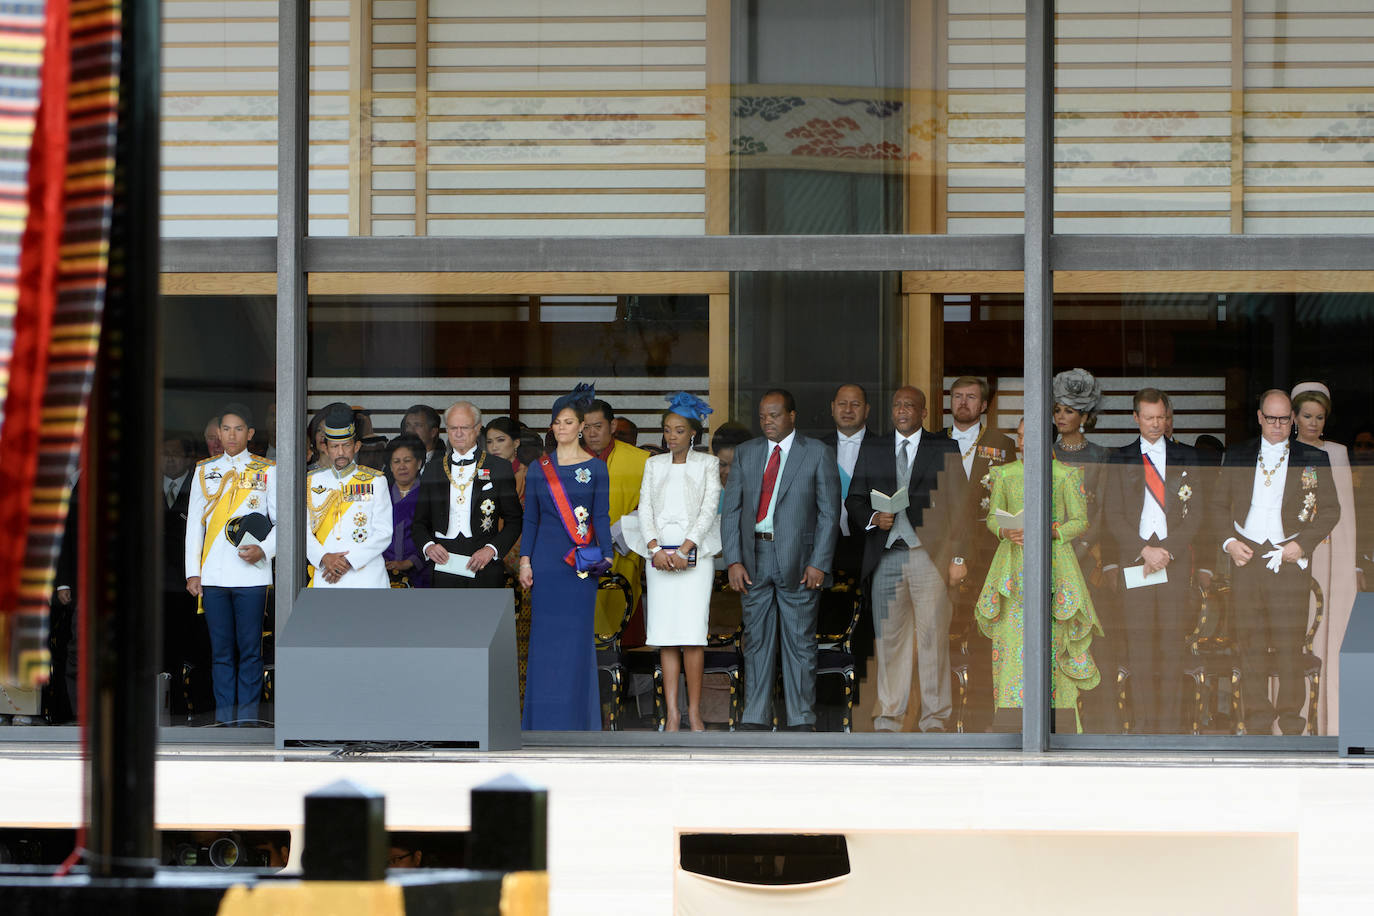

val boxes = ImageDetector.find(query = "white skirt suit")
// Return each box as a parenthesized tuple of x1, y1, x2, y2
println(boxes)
(629, 448, 722, 647)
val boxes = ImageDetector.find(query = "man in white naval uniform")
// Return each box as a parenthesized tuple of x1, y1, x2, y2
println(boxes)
(307, 402, 393, 589)
(185, 403, 277, 725)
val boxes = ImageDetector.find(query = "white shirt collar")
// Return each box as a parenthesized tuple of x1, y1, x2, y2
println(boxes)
(895, 428, 923, 451)
(454, 445, 478, 461)
(164, 471, 188, 489)
(1260, 438, 1289, 459)
(766, 430, 797, 455)
(836, 429, 864, 445)
(951, 422, 979, 441)
(1140, 436, 1166, 456)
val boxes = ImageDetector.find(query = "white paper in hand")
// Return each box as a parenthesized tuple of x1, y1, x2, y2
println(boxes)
(870, 487, 910, 514)
(994, 509, 1024, 532)
(238, 531, 269, 569)
(1123, 564, 1168, 589)
(435, 553, 478, 578)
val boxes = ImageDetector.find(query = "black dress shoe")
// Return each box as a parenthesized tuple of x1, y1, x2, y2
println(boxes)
(783, 724, 816, 732)
(735, 722, 771, 732)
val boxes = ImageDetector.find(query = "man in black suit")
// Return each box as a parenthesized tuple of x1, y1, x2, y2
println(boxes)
(1103, 389, 1205, 734)
(1208, 389, 1339, 735)
(161, 434, 210, 716)
(413, 401, 522, 588)
(846, 387, 969, 732)
(821, 383, 875, 679)
(821, 383, 873, 576)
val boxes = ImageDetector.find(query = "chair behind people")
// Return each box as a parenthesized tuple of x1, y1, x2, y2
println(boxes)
(815, 571, 862, 733)
(594, 572, 635, 730)
(1183, 577, 1241, 735)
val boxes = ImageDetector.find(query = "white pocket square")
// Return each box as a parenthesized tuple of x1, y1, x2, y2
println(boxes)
(482, 482, 494, 491)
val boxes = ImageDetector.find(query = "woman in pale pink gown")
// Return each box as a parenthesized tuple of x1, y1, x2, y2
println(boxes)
(1291, 383, 1357, 736)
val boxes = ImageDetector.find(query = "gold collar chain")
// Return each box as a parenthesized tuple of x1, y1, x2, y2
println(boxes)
(444, 451, 484, 502)
(1258, 441, 1290, 487)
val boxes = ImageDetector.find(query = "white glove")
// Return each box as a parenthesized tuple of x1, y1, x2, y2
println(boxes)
(1262, 547, 1310, 574)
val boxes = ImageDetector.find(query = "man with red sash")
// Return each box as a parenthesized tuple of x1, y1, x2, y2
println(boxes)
(306, 402, 393, 589)
(184, 403, 276, 725)
(582, 398, 649, 635)
(1104, 388, 1205, 734)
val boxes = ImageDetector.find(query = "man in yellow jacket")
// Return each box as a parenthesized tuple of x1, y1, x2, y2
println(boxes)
(583, 399, 649, 635)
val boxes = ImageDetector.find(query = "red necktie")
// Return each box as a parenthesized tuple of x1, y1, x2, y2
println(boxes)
(756, 444, 782, 523)
(1142, 452, 1166, 512)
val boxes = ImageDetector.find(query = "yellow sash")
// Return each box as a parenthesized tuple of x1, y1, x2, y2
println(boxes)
(312, 489, 346, 544)
(201, 470, 257, 569)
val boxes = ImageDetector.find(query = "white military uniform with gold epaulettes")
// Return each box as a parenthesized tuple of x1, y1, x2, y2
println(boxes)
(306, 462, 393, 588)
(184, 451, 277, 588)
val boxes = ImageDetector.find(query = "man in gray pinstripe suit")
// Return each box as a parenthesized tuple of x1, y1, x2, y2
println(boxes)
(722, 389, 841, 731)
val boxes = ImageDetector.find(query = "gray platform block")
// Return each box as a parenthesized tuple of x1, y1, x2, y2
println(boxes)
(276, 588, 520, 750)
(1339, 594, 1374, 755)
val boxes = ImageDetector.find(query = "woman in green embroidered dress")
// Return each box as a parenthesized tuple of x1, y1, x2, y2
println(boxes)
(975, 419, 1102, 732)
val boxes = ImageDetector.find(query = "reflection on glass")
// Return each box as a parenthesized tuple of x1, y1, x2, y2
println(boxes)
(1028, 290, 1374, 737)
(161, 296, 278, 729)
(1054, 4, 1374, 234)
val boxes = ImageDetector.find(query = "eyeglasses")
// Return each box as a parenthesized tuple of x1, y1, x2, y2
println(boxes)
(1260, 414, 1293, 426)
(448, 423, 479, 432)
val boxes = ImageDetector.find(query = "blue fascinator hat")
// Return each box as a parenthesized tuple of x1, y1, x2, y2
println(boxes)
(665, 391, 713, 425)
(551, 381, 596, 421)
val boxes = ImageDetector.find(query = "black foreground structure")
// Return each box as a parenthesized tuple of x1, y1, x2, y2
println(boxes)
(0, 1, 550, 911)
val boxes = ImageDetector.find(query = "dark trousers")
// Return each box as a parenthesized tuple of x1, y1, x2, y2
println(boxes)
(740, 540, 819, 727)
(1120, 567, 1192, 734)
(1230, 539, 1310, 734)
(202, 585, 267, 725)
(432, 536, 506, 588)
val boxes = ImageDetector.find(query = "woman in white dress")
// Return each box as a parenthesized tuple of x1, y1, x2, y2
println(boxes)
(1291, 382, 1357, 735)
(637, 393, 721, 731)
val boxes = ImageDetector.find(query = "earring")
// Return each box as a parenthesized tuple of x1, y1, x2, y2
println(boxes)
(1078, 425, 1084, 434)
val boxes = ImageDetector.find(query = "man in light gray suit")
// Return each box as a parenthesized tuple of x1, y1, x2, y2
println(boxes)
(723, 389, 841, 730)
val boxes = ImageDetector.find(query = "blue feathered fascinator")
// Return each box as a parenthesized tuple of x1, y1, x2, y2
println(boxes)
(665, 391, 713, 425)
(552, 381, 597, 421)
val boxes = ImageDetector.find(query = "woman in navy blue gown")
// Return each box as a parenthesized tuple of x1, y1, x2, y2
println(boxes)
(518, 384, 613, 730)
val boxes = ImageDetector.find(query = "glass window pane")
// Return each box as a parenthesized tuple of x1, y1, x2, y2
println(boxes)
(1055, 286, 1372, 738)
(1054, 2, 1374, 235)
(305, 1, 1025, 237)
(162, 292, 278, 729)
(298, 273, 1023, 740)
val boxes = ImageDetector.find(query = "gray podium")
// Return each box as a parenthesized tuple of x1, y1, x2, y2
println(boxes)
(1339, 594, 1374, 755)
(276, 588, 521, 750)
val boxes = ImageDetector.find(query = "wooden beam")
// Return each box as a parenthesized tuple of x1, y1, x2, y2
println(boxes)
(160, 273, 277, 296)
(704, 0, 730, 236)
(708, 292, 730, 422)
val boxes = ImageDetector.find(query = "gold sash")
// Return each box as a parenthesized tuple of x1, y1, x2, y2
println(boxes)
(311, 489, 346, 544)
(201, 470, 257, 569)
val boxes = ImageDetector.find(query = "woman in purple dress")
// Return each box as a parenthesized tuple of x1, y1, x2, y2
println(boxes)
(518, 384, 612, 730)
(383, 435, 430, 588)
